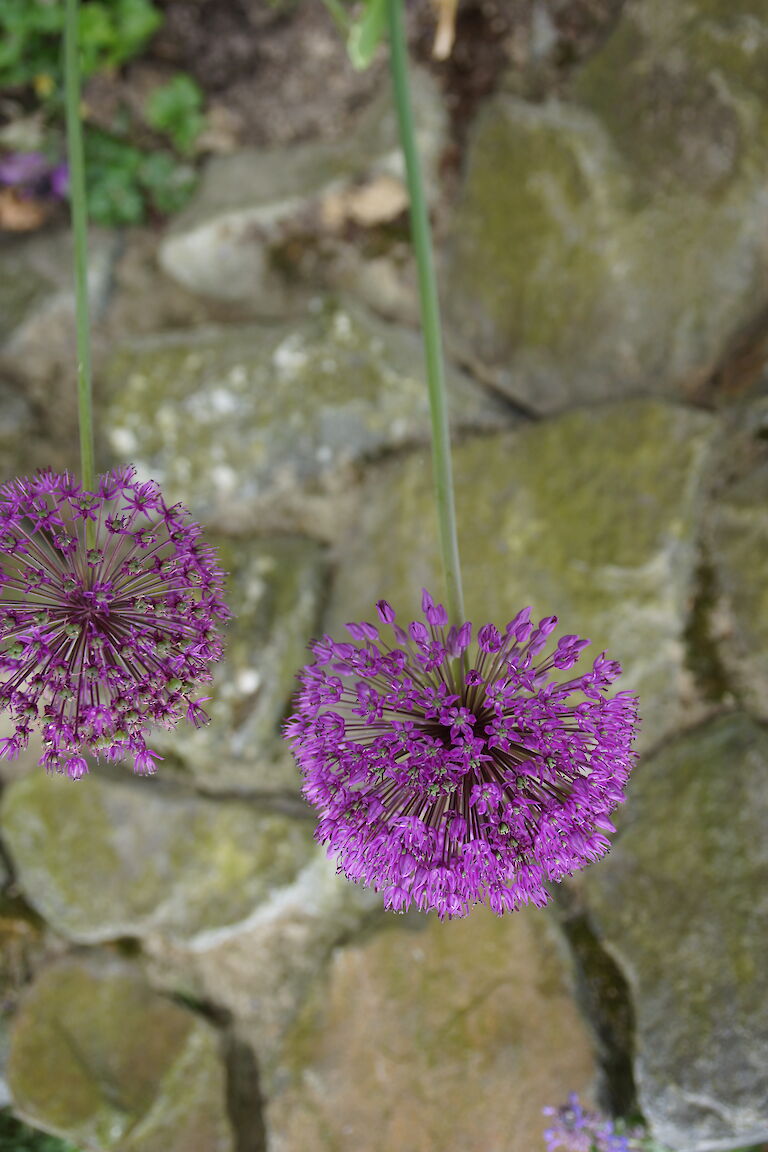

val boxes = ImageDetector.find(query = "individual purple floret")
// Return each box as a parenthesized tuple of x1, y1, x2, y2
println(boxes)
(543, 1094, 642, 1151)
(285, 590, 638, 918)
(0, 467, 228, 779)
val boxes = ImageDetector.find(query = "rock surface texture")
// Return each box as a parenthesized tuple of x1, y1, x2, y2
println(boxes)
(1, 772, 314, 942)
(8, 958, 235, 1152)
(151, 534, 327, 793)
(158, 68, 445, 317)
(581, 714, 768, 1151)
(268, 908, 596, 1152)
(102, 302, 509, 536)
(446, 0, 768, 413)
(706, 399, 768, 722)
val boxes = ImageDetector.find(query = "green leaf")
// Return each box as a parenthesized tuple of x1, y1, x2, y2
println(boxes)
(0, 0, 163, 88)
(137, 150, 197, 213)
(78, 3, 115, 75)
(87, 167, 145, 225)
(145, 73, 204, 154)
(112, 0, 163, 64)
(84, 128, 144, 224)
(347, 0, 387, 71)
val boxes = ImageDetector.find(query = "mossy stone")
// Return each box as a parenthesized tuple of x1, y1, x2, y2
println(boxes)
(446, 0, 768, 412)
(582, 714, 768, 1149)
(706, 398, 768, 721)
(0, 773, 314, 943)
(8, 958, 234, 1151)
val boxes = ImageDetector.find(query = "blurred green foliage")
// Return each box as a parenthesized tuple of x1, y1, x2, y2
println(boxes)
(0, 0, 203, 226)
(0, 0, 161, 89)
(0, 1109, 81, 1152)
(320, 0, 387, 70)
(144, 74, 204, 155)
(84, 128, 196, 225)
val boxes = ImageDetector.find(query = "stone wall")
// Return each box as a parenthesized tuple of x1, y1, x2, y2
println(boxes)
(0, 3, 767, 1150)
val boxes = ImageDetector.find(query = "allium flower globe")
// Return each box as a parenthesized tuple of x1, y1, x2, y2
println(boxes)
(0, 468, 228, 779)
(286, 591, 638, 918)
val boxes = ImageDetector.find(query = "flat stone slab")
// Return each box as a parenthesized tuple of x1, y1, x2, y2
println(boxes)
(266, 906, 596, 1152)
(1, 772, 314, 943)
(8, 958, 234, 1152)
(102, 302, 510, 536)
(582, 713, 768, 1151)
(328, 399, 715, 753)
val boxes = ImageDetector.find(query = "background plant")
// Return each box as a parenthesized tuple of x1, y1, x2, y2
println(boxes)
(0, 0, 204, 225)
(0, 1108, 82, 1151)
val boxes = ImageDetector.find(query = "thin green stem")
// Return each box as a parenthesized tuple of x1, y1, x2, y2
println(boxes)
(385, 0, 465, 626)
(64, 0, 96, 494)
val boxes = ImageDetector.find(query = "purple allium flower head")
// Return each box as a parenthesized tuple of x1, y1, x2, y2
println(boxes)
(285, 592, 638, 918)
(0, 467, 228, 779)
(543, 1094, 642, 1151)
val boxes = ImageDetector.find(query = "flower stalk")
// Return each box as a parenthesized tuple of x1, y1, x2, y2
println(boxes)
(385, 0, 465, 626)
(63, 0, 96, 495)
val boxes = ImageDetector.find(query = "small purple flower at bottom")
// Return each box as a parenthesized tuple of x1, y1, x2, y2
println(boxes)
(285, 591, 638, 919)
(0, 467, 228, 779)
(543, 1095, 645, 1151)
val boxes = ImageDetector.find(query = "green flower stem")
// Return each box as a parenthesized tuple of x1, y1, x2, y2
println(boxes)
(64, 0, 96, 494)
(385, 0, 465, 626)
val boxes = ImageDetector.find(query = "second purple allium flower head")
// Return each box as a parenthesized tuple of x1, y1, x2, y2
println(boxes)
(286, 591, 638, 918)
(0, 467, 228, 779)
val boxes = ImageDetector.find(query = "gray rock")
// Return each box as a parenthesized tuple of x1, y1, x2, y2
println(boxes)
(265, 906, 596, 1152)
(159, 68, 446, 311)
(102, 301, 510, 536)
(582, 714, 768, 1150)
(706, 399, 768, 721)
(152, 534, 327, 794)
(0, 240, 50, 348)
(0, 375, 36, 476)
(0, 227, 117, 473)
(143, 851, 381, 1086)
(328, 399, 715, 752)
(0, 228, 115, 366)
(8, 957, 235, 1151)
(445, 0, 768, 413)
(0, 772, 314, 943)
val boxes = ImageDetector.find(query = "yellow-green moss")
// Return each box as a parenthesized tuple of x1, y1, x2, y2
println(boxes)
(1, 774, 314, 942)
